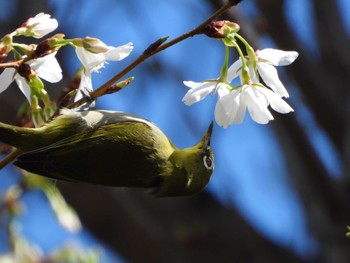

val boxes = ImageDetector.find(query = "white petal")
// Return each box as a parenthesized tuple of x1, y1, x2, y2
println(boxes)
(258, 88, 294, 113)
(183, 80, 208, 89)
(103, 42, 134, 61)
(257, 62, 289, 97)
(217, 83, 230, 97)
(215, 95, 232, 128)
(16, 76, 32, 103)
(215, 91, 246, 127)
(247, 85, 269, 108)
(227, 59, 242, 83)
(81, 72, 93, 92)
(31, 20, 58, 39)
(0, 68, 15, 93)
(248, 64, 259, 83)
(182, 81, 215, 105)
(258, 48, 299, 66)
(27, 13, 58, 38)
(32, 53, 62, 83)
(74, 72, 93, 102)
(76, 46, 103, 70)
(248, 104, 273, 124)
(242, 86, 273, 124)
(76, 43, 133, 72)
(231, 93, 246, 124)
(26, 13, 45, 25)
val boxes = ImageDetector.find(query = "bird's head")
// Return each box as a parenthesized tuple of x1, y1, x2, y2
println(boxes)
(155, 122, 214, 197)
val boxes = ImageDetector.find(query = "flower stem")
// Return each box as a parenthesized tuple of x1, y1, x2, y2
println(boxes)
(233, 42, 250, 84)
(235, 33, 255, 62)
(220, 45, 230, 81)
(232, 41, 246, 67)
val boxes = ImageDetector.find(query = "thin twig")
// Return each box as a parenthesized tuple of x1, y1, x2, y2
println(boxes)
(0, 149, 22, 170)
(68, 1, 234, 109)
(0, 60, 23, 68)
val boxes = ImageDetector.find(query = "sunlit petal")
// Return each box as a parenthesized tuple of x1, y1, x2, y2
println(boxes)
(16, 76, 31, 103)
(74, 72, 93, 102)
(32, 53, 62, 83)
(247, 64, 259, 83)
(24, 13, 58, 38)
(0, 68, 15, 93)
(257, 62, 289, 97)
(258, 48, 299, 66)
(182, 81, 215, 105)
(215, 91, 245, 127)
(217, 83, 230, 97)
(258, 88, 294, 113)
(75, 46, 102, 70)
(242, 87, 273, 124)
(227, 59, 242, 82)
(103, 42, 134, 61)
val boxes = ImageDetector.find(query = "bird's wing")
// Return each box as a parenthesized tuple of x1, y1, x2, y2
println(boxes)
(14, 122, 161, 188)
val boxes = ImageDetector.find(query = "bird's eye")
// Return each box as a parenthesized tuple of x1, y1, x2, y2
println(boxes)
(203, 155, 214, 170)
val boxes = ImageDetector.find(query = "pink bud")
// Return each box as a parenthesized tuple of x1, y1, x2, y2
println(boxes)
(204, 20, 240, 39)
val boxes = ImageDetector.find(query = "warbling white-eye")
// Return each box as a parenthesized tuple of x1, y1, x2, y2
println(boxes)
(0, 110, 214, 197)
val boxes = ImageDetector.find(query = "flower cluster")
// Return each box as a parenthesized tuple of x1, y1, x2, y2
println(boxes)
(183, 21, 298, 127)
(0, 13, 133, 126)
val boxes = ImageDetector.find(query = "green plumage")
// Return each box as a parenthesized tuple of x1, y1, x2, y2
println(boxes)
(0, 110, 214, 197)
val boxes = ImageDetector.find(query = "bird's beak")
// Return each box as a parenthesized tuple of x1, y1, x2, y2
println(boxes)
(198, 121, 213, 152)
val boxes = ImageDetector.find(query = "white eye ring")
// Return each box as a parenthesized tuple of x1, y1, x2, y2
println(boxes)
(203, 155, 213, 170)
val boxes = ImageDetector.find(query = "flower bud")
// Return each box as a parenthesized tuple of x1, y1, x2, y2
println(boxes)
(0, 46, 9, 61)
(0, 34, 13, 60)
(18, 63, 33, 82)
(34, 34, 64, 57)
(1, 34, 12, 46)
(204, 20, 240, 39)
(15, 43, 36, 56)
(82, 37, 109, 53)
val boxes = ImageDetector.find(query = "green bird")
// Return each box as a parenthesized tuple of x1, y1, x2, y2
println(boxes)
(0, 110, 214, 197)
